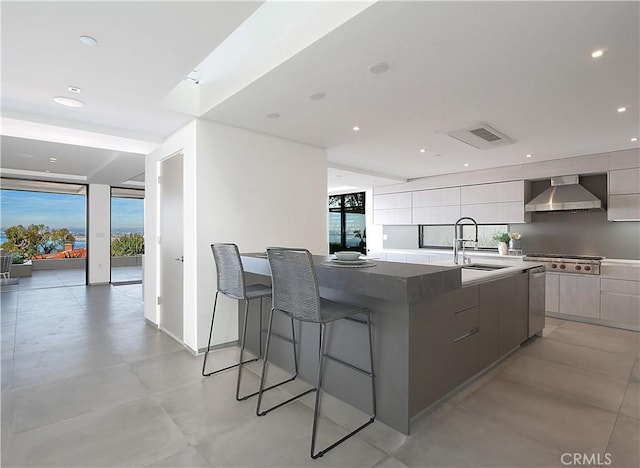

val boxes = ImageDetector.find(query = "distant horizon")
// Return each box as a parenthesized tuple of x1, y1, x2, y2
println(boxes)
(1, 189, 143, 233)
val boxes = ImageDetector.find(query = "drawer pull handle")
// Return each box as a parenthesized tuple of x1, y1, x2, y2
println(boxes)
(454, 327, 479, 343)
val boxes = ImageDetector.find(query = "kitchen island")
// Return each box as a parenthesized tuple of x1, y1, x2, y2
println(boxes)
(240, 253, 542, 434)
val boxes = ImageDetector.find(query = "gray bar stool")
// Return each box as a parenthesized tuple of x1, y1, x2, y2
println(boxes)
(203, 243, 297, 401)
(257, 247, 376, 459)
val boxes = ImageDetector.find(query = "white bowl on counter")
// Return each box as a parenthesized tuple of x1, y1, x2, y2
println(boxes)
(334, 251, 361, 261)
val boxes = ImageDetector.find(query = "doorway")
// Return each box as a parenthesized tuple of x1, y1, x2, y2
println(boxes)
(159, 153, 184, 342)
(110, 188, 144, 285)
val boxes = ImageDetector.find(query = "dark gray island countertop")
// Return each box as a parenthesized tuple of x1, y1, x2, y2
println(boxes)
(241, 253, 462, 303)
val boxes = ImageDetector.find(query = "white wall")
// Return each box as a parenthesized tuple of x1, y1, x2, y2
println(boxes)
(145, 119, 328, 353)
(87, 184, 111, 284)
(194, 120, 327, 351)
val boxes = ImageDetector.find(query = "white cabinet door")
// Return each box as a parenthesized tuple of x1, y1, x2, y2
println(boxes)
(609, 148, 640, 170)
(460, 181, 524, 205)
(600, 293, 640, 327)
(546, 273, 559, 313)
(460, 201, 528, 224)
(608, 194, 640, 221)
(373, 192, 412, 210)
(413, 205, 461, 224)
(609, 168, 640, 195)
(558, 275, 600, 318)
(413, 187, 460, 207)
(373, 208, 412, 225)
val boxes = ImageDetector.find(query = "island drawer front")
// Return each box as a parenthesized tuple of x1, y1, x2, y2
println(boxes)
(449, 306, 479, 342)
(444, 285, 479, 315)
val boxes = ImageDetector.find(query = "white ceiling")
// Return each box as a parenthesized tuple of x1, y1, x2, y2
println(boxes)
(1, 1, 638, 190)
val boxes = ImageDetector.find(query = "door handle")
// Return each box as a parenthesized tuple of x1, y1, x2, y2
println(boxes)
(174, 256, 184, 262)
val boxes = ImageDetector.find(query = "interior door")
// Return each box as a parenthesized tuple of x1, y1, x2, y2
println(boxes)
(159, 152, 184, 341)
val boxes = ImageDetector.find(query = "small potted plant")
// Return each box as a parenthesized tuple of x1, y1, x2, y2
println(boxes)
(492, 232, 511, 255)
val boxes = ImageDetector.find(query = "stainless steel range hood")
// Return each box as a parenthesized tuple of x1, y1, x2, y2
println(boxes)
(525, 175, 604, 212)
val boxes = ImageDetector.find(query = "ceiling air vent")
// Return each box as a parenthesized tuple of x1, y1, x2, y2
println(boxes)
(444, 122, 515, 150)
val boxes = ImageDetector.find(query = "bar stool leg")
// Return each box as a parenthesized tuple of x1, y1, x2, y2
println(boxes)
(236, 299, 255, 400)
(256, 311, 314, 416)
(202, 292, 220, 377)
(310, 315, 377, 459)
(203, 294, 259, 378)
(310, 323, 327, 458)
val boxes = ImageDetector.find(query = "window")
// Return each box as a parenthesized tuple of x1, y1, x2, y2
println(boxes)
(0, 179, 87, 263)
(328, 192, 366, 254)
(419, 224, 509, 249)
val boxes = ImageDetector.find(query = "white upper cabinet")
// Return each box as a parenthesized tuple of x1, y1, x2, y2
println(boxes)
(412, 187, 460, 224)
(373, 192, 412, 225)
(460, 181, 530, 224)
(413, 187, 460, 207)
(460, 181, 524, 205)
(609, 168, 640, 195)
(373, 192, 412, 210)
(608, 168, 640, 221)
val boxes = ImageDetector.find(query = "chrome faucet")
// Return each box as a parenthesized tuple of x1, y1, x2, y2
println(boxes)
(453, 217, 478, 265)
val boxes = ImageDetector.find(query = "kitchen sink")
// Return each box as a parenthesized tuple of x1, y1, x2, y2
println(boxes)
(461, 264, 510, 271)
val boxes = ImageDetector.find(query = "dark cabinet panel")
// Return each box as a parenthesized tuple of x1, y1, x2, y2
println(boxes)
(478, 280, 500, 369)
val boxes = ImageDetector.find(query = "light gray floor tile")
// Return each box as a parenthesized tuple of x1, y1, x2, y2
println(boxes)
(620, 382, 639, 420)
(11, 340, 125, 389)
(520, 337, 636, 381)
(147, 446, 211, 467)
(607, 415, 640, 468)
(113, 330, 184, 362)
(373, 456, 410, 468)
(130, 349, 204, 393)
(457, 376, 618, 455)
(545, 317, 566, 327)
(498, 354, 628, 413)
(196, 400, 386, 467)
(631, 359, 639, 382)
(3, 398, 188, 467)
(7, 364, 147, 434)
(549, 321, 640, 358)
(394, 404, 561, 468)
(153, 369, 265, 445)
(1, 358, 13, 390)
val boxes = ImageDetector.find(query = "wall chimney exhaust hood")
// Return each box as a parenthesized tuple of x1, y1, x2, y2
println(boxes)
(525, 175, 604, 212)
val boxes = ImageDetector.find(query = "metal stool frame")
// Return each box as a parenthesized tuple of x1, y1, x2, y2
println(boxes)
(256, 247, 376, 459)
(202, 243, 297, 401)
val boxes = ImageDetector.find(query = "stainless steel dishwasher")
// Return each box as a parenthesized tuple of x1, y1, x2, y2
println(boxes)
(528, 266, 546, 337)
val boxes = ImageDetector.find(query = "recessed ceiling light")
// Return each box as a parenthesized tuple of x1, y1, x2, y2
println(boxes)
(309, 92, 326, 100)
(79, 35, 97, 46)
(368, 62, 389, 74)
(464, 163, 469, 167)
(266, 113, 280, 119)
(617, 107, 627, 113)
(49, 157, 57, 162)
(419, 148, 426, 153)
(53, 96, 84, 108)
(352, 126, 360, 131)
(590, 49, 605, 59)
(526, 154, 532, 158)
(631, 137, 639, 142)
(68, 86, 81, 93)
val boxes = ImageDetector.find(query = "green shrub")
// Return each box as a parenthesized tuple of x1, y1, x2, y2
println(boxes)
(111, 233, 144, 256)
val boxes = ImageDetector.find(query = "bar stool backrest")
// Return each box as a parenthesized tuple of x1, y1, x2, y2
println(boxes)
(266, 247, 321, 323)
(211, 243, 246, 300)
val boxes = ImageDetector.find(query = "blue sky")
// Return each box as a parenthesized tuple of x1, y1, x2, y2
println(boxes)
(1, 190, 143, 232)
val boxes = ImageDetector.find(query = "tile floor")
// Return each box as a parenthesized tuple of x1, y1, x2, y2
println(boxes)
(1, 272, 638, 467)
